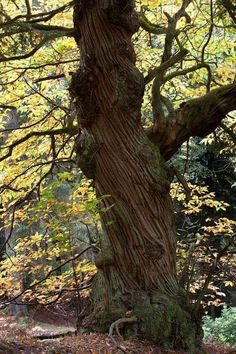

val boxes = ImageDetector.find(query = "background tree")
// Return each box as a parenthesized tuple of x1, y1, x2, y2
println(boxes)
(0, 0, 235, 351)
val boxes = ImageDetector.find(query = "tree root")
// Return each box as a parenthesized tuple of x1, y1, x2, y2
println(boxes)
(108, 316, 137, 353)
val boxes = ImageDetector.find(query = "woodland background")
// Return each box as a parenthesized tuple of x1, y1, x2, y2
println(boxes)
(0, 0, 235, 352)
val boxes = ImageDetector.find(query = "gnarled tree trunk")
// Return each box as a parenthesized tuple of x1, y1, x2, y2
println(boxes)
(70, 0, 202, 350)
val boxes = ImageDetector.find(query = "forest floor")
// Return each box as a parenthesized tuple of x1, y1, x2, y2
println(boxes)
(0, 309, 234, 354)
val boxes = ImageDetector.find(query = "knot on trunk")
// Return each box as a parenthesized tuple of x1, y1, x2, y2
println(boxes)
(143, 241, 165, 261)
(95, 247, 114, 269)
(70, 66, 101, 128)
(75, 130, 98, 178)
(107, 2, 139, 35)
(115, 67, 144, 115)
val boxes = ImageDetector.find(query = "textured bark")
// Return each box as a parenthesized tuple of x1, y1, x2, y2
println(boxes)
(71, 0, 177, 293)
(71, 0, 202, 350)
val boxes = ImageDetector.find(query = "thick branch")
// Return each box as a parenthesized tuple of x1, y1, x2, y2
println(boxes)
(148, 49, 188, 140)
(139, 13, 167, 35)
(147, 83, 236, 159)
(221, 0, 236, 24)
(163, 63, 210, 83)
(162, 0, 191, 62)
(145, 49, 188, 85)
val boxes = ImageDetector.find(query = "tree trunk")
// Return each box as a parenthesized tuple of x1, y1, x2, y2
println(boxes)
(70, 0, 202, 350)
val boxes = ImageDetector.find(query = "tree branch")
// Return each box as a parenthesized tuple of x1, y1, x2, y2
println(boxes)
(148, 49, 188, 140)
(0, 107, 57, 132)
(34, 73, 66, 83)
(0, 37, 49, 62)
(139, 13, 167, 35)
(1, 2, 73, 26)
(0, 246, 97, 308)
(147, 83, 236, 159)
(163, 63, 211, 83)
(145, 49, 188, 85)
(220, 122, 236, 144)
(25, 0, 32, 20)
(0, 126, 77, 162)
(221, 0, 236, 24)
(162, 0, 191, 62)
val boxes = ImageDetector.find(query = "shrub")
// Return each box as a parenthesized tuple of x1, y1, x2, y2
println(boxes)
(203, 307, 236, 347)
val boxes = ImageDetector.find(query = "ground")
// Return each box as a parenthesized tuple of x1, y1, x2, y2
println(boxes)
(0, 309, 234, 353)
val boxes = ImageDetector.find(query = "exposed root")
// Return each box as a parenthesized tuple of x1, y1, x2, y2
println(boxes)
(108, 316, 137, 353)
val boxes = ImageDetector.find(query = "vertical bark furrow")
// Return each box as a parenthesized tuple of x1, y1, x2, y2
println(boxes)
(72, 0, 178, 293)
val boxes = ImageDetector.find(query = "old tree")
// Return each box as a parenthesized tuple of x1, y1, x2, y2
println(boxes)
(0, 0, 236, 351)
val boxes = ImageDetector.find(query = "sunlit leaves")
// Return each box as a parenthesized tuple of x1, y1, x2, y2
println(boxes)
(203, 218, 236, 236)
(172, 181, 235, 306)
(171, 183, 230, 214)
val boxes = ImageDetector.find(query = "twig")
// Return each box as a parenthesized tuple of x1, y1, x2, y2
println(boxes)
(220, 122, 236, 144)
(195, 240, 234, 309)
(0, 107, 57, 133)
(34, 73, 66, 83)
(0, 246, 98, 308)
(172, 167, 191, 202)
(0, 126, 77, 162)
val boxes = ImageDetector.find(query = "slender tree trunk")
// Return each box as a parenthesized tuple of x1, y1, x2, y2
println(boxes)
(71, 0, 202, 350)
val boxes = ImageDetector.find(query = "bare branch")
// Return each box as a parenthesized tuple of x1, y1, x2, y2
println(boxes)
(0, 246, 98, 309)
(0, 104, 16, 110)
(172, 167, 191, 202)
(0, 157, 75, 193)
(0, 59, 78, 74)
(25, 0, 32, 20)
(163, 63, 211, 83)
(1, 2, 73, 26)
(0, 37, 49, 63)
(139, 13, 167, 35)
(34, 73, 66, 83)
(0, 126, 77, 162)
(162, 0, 191, 62)
(0, 107, 56, 132)
(147, 49, 188, 138)
(145, 49, 188, 85)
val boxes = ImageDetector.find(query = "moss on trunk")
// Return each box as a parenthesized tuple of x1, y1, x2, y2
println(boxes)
(81, 274, 203, 352)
